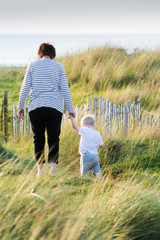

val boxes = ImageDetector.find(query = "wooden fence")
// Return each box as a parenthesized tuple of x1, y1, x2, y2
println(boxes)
(1, 91, 8, 142)
(72, 97, 160, 136)
(1, 92, 160, 141)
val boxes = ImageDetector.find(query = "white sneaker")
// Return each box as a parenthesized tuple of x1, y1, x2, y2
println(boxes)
(50, 163, 57, 175)
(37, 164, 44, 176)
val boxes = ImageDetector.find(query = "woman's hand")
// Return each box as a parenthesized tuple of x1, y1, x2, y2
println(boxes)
(68, 112, 76, 118)
(18, 109, 24, 119)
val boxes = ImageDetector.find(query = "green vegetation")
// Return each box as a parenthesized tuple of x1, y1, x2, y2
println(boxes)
(0, 46, 160, 239)
(60, 47, 160, 113)
(0, 122, 160, 239)
(1, 46, 160, 112)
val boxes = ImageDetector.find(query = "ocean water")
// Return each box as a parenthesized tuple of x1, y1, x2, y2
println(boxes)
(0, 34, 160, 66)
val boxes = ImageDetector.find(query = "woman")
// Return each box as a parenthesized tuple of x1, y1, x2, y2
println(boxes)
(18, 42, 75, 176)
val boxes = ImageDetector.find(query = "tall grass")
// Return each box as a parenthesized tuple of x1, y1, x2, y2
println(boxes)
(1, 46, 160, 112)
(0, 166, 159, 240)
(0, 119, 160, 239)
(0, 46, 160, 239)
(60, 47, 160, 112)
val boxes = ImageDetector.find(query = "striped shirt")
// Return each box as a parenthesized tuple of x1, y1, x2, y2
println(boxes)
(18, 59, 74, 113)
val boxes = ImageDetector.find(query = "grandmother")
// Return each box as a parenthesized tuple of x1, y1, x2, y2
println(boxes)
(18, 43, 75, 176)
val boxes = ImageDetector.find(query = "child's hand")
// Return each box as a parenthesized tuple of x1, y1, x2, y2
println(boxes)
(68, 114, 79, 133)
(98, 145, 103, 149)
(68, 114, 72, 119)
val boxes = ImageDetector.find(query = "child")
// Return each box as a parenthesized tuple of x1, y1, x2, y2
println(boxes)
(69, 114, 103, 179)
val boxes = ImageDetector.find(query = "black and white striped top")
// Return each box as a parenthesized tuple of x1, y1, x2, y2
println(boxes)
(18, 59, 74, 113)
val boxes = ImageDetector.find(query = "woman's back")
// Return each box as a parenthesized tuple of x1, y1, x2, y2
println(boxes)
(18, 59, 74, 114)
(31, 59, 61, 93)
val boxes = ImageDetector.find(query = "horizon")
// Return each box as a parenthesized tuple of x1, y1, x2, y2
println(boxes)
(1, 33, 160, 35)
(0, 34, 160, 66)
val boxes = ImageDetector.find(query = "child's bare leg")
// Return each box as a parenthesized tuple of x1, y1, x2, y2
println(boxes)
(50, 163, 57, 174)
(95, 171, 102, 180)
(37, 163, 44, 176)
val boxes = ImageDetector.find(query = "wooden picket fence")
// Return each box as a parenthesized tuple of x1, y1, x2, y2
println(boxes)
(1, 92, 160, 141)
(70, 97, 160, 136)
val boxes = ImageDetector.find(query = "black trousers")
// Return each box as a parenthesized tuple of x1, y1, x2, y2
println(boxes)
(29, 107, 62, 164)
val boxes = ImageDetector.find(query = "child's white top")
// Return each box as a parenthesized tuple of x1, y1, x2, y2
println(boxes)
(79, 127, 103, 154)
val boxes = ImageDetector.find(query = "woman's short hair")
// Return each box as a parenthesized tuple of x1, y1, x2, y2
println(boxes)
(38, 42, 56, 59)
(81, 115, 95, 127)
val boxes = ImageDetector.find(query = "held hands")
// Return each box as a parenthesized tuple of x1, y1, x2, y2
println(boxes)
(68, 112, 76, 119)
(18, 109, 24, 119)
(68, 112, 79, 132)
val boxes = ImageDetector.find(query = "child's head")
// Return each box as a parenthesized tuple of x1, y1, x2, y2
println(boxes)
(81, 115, 95, 128)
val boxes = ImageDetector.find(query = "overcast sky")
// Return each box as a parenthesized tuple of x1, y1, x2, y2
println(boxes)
(0, 0, 160, 34)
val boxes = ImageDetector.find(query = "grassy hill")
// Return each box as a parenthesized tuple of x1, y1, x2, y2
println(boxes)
(61, 46, 160, 112)
(0, 46, 160, 239)
(1, 46, 160, 112)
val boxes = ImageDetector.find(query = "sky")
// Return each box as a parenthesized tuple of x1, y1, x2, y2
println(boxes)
(0, 0, 160, 34)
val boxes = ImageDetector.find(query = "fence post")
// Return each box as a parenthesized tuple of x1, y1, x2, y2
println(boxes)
(150, 114, 154, 127)
(24, 107, 27, 136)
(101, 98, 106, 123)
(131, 104, 135, 129)
(116, 107, 119, 132)
(127, 101, 130, 127)
(142, 115, 145, 127)
(12, 104, 17, 139)
(84, 104, 87, 115)
(93, 97, 99, 118)
(11, 105, 13, 134)
(158, 114, 160, 128)
(1, 100, 4, 132)
(113, 104, 117, 123)
(137, 102, 141, 127)
(124, 104, 128, 136)
(106, 99, 109, 120)
(99, 96, 102, 116)
(3, 91, 8, 142)
(87, 98, 91, 113)
(121, 104, 123, 128)
(109, 101, 113, 134)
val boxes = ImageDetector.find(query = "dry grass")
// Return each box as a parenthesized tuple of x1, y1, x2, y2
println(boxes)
(0, 46, 160, 239)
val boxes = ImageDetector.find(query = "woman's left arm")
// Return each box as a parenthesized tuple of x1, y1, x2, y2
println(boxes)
(18, 64, 32, 118)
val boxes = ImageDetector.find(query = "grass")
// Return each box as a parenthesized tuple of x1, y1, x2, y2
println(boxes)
(0, 119, 160, 239)
(60, 47, 160, 113)
(0, 46, 160, 239)
(1, 46, 160, 113)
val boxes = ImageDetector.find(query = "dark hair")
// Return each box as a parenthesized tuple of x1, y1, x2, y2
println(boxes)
(38, 42, 56, 59)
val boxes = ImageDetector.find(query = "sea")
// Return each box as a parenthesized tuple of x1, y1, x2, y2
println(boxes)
(0, 34, 160, 66)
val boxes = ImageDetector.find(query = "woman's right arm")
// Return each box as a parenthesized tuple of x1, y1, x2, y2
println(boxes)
(59, 65, 75, 115)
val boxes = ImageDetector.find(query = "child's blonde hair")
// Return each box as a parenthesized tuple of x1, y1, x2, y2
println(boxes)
(81, 115, 95, 127)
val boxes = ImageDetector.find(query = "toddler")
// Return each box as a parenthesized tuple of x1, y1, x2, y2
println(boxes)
(69, 114, 103, 179)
